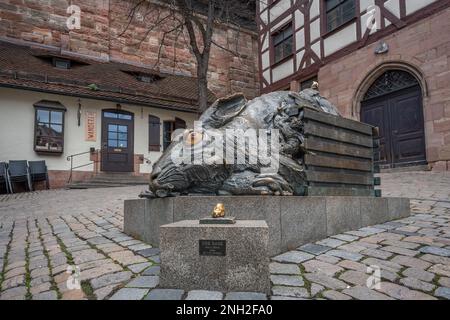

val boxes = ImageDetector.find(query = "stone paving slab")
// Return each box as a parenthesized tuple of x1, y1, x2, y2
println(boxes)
(109, 288, 149, 300)
(270, 275, 304, 287)
(272, 251, 314, 264)
(269, 262, 300, 275)
(1, 172, 450, 300)
(225, 292, 267, 300)
(142, 266, 160, 276)
(186, 290, 223, 300)
(145, 289, 184, 300)
(271, 286, 309, 298)
(435, 287, 450, 299)
(297, 243, 332, 255)
(126, 276, 159, 289)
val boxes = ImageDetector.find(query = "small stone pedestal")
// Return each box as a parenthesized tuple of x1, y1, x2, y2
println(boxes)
(160, 220, 270, 294)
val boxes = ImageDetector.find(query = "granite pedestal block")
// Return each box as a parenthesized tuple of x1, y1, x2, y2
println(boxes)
(159, 220, 270, 294)
(124, 196, 410, 256)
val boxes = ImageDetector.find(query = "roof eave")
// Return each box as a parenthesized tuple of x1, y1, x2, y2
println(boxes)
(0, 83, 201, 114)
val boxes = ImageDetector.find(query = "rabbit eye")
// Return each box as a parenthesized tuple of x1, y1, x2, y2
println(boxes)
(184, 130, 204, 146)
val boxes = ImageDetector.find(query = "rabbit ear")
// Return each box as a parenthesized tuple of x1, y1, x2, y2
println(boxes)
(295, 89, 341, 117)
(200, 93, 247, 129)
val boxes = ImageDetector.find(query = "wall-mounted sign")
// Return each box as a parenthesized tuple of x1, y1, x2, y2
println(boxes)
(85, 111, 97, 142)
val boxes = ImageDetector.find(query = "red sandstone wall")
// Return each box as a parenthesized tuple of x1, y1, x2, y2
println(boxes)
(0, 0, 259, 99)
(317, 8, 450, 170)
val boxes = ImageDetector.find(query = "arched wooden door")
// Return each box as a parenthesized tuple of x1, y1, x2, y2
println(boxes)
(361, 70, 426, 168)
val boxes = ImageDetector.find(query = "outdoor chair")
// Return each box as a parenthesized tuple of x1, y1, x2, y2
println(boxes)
(8, 160, 32, 193)
(0, 162, 11, 194)
(29, 160, 50, 190)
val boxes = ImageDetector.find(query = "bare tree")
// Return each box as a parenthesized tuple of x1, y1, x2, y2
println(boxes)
(120, 0, 256, 112)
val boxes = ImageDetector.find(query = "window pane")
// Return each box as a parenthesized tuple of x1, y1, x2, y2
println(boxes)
(273, 32, 284, 45)
(37, 110, 50, 123)
(327, 9, 341, 31)
(118, 125, 128, 133)
(37, 123, 49, 132)
(104, 112, 118, 119)
(108, 132, 118, 140)
(283, 27, 293, 39)
(50, 124, 63, 135)
(108, 124, 118, 132)
(273, 22, 293, 64)
(50, 111, 63, 124)
(326, 0, 340, 10)
(163, 122, 174, 151)
(342, 0, 355, 22)
(48, 137, 63, 152)
(35, 136, 49, 150)
(118, 114, 132, 120)
(118, 133, 127, 140)
(326, 0, 355, 32)
(108, 140, 118, 147)
(163, 122, 173, 134)
(343, 0, 354, 11)
(104, 112, 132, 120)
(301, 76, 318, 91)
(54, 59, 71, 69)
(118, 140, 128, 148)
(329, 7, 340, 21)
(149, 116, 161, 152)
(284, 38, 293, 56)
(36, 136, 63, 152)
(35, 107, 64, 152)
(274, 45, 283, 63)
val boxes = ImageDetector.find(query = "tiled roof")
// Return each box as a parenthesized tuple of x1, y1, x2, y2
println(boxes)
(0, 41, 216, 113)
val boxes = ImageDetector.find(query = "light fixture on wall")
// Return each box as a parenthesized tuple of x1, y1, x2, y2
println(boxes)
(116, 103, 122, 110)
(77, 99, 82, 127)
(374, 41, 389, 55)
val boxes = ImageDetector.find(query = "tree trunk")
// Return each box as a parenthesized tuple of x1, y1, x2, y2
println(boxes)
(197, 62, 209, 113)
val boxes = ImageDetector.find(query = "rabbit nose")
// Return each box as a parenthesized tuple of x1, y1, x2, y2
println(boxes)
(150, 167, 161, 181)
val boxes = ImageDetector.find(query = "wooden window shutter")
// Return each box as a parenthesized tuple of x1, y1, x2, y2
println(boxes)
(174, 117, 186, 130)
(149, 115, 161, 152)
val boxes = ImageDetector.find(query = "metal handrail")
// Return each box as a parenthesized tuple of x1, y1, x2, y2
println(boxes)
(66, 150, 93, 161)
(66, 151, 152, 183)
(66, 149, 101, 183)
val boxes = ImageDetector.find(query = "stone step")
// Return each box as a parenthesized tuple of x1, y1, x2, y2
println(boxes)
(90, 174, 148, 180)
(380, 165, 429, 173)
(87, 179, 148, 184)
(67, 173, 149, 189)
(67, 182, 146, 189)
(67, 184, 125, 189)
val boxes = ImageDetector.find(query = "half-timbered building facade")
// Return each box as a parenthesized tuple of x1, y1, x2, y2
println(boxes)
(257, 0, 450, 170)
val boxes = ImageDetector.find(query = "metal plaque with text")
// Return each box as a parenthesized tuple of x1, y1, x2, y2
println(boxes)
(199, 240, 226, 256)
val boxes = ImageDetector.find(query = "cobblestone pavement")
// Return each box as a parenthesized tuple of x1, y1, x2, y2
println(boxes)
(0, 172, 449, 300)
(0, 186, 144, 222)
(380, 172, 450, 201)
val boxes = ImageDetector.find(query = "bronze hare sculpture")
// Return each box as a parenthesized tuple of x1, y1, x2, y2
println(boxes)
(143, 86, 340, 198)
